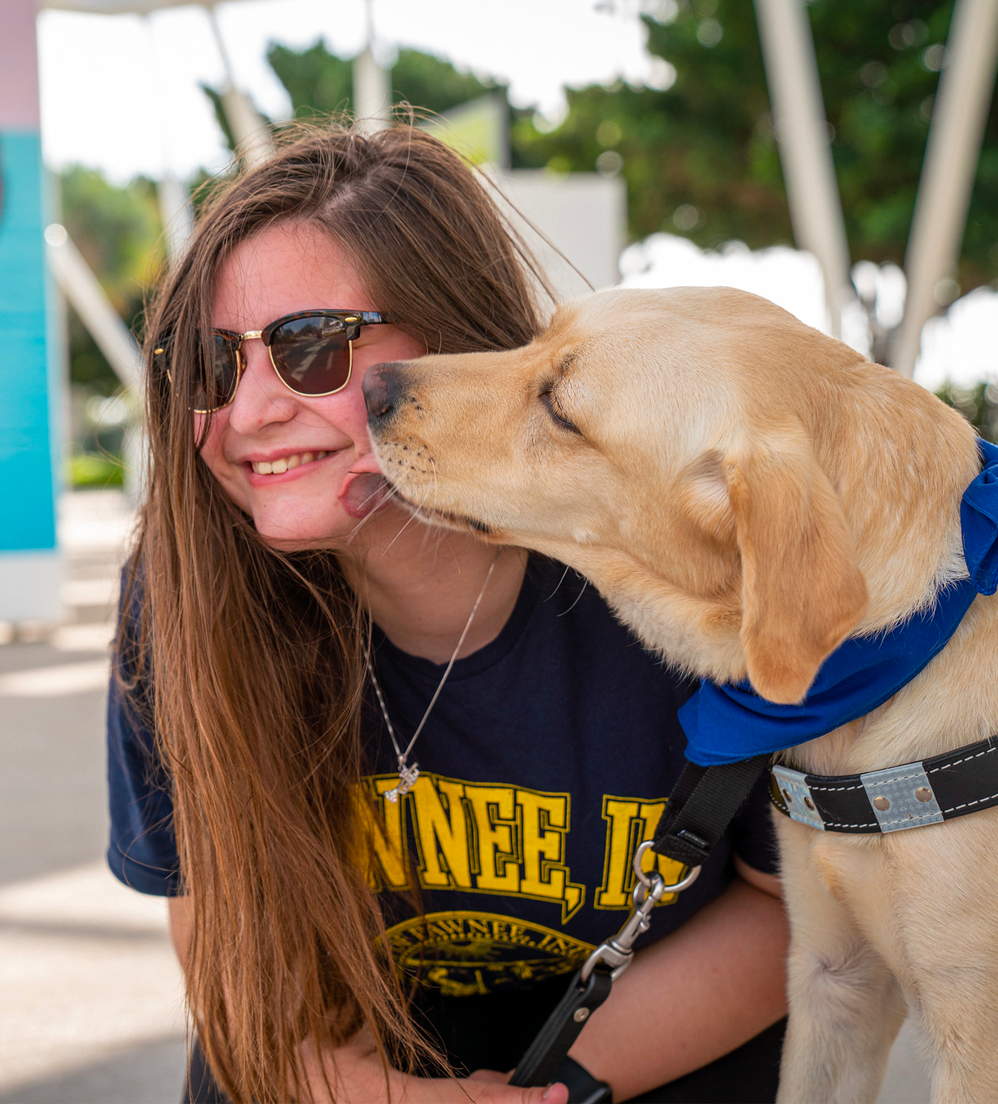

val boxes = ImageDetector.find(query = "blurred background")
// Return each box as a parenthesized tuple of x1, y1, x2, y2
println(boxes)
(3, 0, 997, 1099)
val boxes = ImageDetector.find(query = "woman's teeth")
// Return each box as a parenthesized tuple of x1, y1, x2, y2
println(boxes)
(251, 450, 329, 475)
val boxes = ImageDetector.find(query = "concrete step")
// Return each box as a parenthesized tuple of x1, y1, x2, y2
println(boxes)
(61, 576, 120, 624)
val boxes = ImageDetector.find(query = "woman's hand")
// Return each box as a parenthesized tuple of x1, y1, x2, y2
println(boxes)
(298, 1031, 568, 1103)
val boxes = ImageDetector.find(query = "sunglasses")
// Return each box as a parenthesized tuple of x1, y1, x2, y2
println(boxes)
(156, 309, 392, 414)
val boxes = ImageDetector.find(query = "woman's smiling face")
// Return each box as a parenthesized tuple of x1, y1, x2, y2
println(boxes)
(199, 221, 425, 549)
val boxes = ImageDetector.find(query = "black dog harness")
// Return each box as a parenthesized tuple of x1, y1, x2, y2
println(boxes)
(771, 733, 998, 833)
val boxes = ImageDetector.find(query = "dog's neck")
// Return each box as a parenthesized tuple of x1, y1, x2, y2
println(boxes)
(816, 386, 980, 635)
(733, 416, 997, 777)
(790, 593, 998, 777)
(569, 404, 994, 777)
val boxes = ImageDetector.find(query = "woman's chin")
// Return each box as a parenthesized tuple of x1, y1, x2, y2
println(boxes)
(250, 498, 411, 553)
(250, 509, 354, 550)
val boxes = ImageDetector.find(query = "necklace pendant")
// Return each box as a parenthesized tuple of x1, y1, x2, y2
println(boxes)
(384, 762, 420, 803)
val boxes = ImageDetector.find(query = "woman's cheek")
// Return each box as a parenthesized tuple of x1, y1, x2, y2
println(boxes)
(195, 414, 249, 509)
(193, 412, 220, 473)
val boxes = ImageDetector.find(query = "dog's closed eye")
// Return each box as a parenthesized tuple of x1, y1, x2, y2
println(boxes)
(540, 388, 582, 436)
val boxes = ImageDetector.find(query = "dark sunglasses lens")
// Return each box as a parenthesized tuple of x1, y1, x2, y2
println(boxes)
(195, 334, 240, 412)
(270, 315, 351, 395)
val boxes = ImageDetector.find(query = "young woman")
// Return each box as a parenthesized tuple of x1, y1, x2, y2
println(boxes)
(107, 124, 789, 1104)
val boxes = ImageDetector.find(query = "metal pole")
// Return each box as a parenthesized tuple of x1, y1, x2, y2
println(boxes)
(157, 172, 194, 262)
(143, 13, 194, 262)
(889, 0, 998, 377)
(45, 225, 143, 394)
(353, 0, 392, 133)
(204, 3, 273, 167)
(754, 0, 854, 337)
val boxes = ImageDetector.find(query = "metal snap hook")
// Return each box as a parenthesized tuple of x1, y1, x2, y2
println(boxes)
(633, 839, 703, 895)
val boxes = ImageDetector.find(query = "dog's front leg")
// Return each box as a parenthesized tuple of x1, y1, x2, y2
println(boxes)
(775, 822, 907, 1104)
(890, 818, 998, 1104)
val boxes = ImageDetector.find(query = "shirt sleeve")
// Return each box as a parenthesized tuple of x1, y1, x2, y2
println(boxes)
(729, 771, 781, 876)
(105, 582, 182, 897)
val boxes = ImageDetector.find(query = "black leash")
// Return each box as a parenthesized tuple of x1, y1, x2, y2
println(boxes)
(507, 967, 613, 1091)
(652, 755, 773, 864)
(509, 755, 771, 1098)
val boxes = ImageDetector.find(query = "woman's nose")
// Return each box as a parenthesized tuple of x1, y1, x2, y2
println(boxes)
(225, 340, 297, 432)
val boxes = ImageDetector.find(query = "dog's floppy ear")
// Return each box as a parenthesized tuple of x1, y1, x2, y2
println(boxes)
(723, 437, 868, 704)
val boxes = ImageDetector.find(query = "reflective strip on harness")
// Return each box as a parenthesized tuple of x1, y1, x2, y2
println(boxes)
(771, 765, 826, 830)
(860, 763, 944, 832)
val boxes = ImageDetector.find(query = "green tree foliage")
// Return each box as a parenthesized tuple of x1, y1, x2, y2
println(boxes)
(937, 380, 998, 442)
(59, 166, 164, 396)
(213, 39, 545, 168)
(266, 41, 351, 118)
(516, 4, 780, 251)
(267, 41, 515, 121)
(200, 84, 247, 156)
(516, 0, 998, 290)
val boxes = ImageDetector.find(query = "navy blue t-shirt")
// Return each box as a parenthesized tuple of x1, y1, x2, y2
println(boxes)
(107, 557, 780, 1070)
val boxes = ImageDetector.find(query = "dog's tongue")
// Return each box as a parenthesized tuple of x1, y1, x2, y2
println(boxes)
(339, 471, 389, 519)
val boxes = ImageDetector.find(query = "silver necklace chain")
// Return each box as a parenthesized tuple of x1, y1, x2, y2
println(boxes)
(367, 550, 500, 803)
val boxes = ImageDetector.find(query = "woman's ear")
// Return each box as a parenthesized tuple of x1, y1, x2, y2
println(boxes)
(724, 436, 868, 703)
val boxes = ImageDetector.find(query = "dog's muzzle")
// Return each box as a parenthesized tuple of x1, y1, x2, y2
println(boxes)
(363, 361, 412, 429)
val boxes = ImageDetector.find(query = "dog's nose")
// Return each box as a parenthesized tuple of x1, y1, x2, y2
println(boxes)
(363, 362, 408, 425)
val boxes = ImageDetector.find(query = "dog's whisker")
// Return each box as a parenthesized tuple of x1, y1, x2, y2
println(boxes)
(429, 456, 440, 503)
(544, 563, 592, 616)
(545, 564, 573, 602)
(416, 494, 440, 556)
(345, 501, 382, 543)
(381, 496, 426, 555)
(556, 576, 589, 617)
(344, 479, 405, 544)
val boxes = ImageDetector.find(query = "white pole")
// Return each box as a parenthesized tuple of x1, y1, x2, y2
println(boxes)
(143, 13, 194, 262)
(45, 225, 143, 394)
(889, 0, 998, 377)
(204, 3, 273, 167)
(157, 171, 194, 261)
(754, 0, 854, 338)
(47, 224, 147, 500)
(353, 0, 392, 133)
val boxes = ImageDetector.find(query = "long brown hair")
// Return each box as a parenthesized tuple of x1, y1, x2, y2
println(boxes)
(122, 122, 549, 1102)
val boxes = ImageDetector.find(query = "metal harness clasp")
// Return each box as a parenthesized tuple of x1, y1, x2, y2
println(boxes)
(579, 840, 702, 983)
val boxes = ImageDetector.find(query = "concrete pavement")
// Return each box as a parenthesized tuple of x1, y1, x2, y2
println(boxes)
(0, 488, 931, 1103)
(1, 489, 185, 1104)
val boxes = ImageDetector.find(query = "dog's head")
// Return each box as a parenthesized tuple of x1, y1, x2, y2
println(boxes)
(365, 287, 872, 703)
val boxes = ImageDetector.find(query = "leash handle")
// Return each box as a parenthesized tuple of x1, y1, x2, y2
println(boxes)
(509, 966, 613, 1088)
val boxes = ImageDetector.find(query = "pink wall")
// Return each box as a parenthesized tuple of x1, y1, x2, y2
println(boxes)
(0, 0, 41, 129)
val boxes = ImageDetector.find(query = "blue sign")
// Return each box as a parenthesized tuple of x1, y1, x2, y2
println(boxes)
(0, 128, 57, 555)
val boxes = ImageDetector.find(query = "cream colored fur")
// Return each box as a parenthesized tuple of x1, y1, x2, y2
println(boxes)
(368, 287, 998, 1103)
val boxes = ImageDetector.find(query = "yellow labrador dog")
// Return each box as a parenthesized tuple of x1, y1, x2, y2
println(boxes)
(363, 287, 998, 1103)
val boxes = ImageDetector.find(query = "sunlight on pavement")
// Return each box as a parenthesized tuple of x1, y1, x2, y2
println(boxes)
(0, 862, 185, 1096)
(0, 660, 110, 698)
